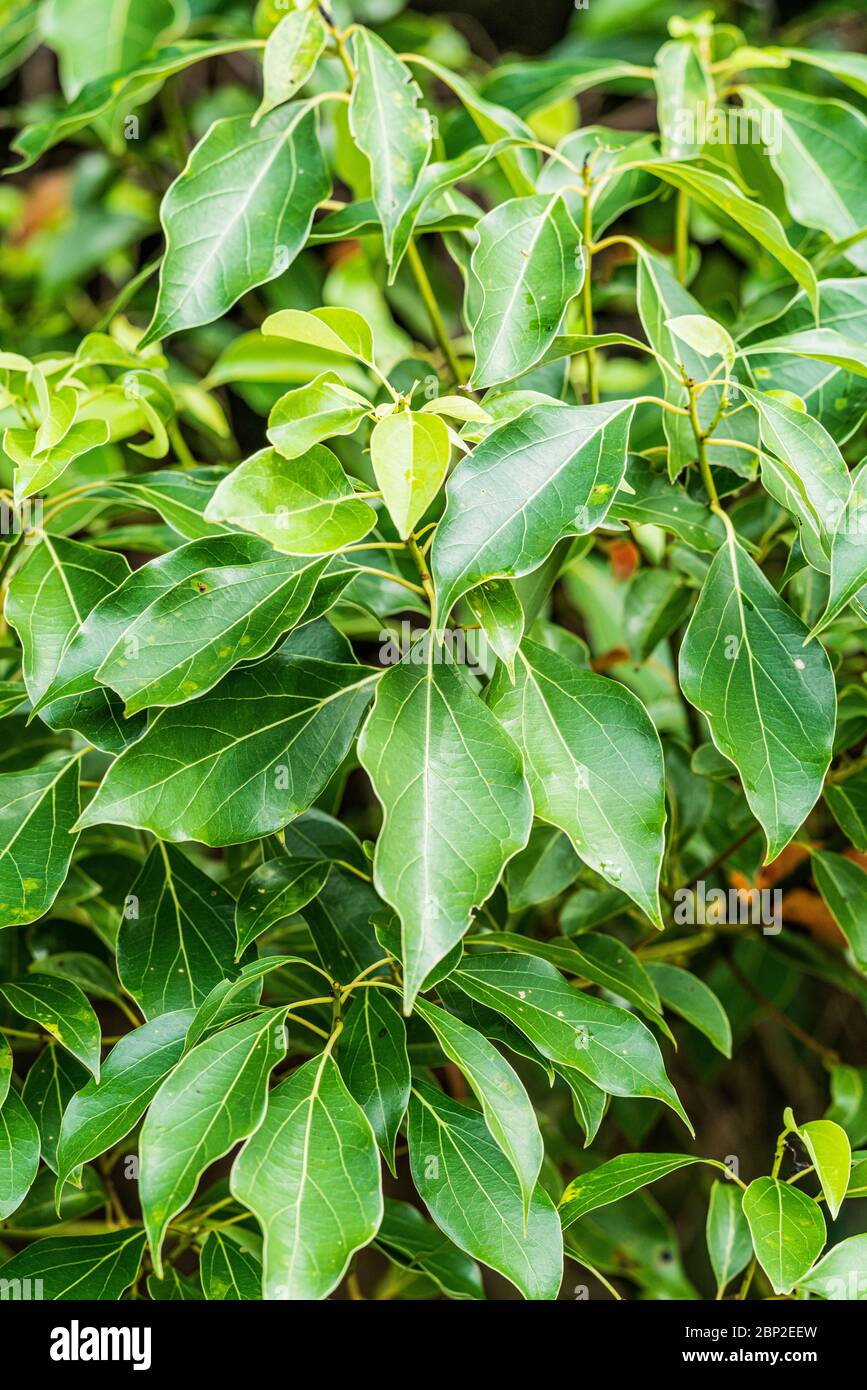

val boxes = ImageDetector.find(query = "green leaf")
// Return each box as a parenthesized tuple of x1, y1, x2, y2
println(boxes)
(646, 962, 732, 1057)
(95, 552, 326, 715)
(230, 1050, 383, 1300)
(261, 306, 375, 362)
(742, 1176, 826, 1295)
(796, 1235, 867, 1299)
(432, 401, 634, 621)
(143, 102, 330, 344)
(140, 1008, 288, 1273)
(0, 1036, 11, 1108)
(610, 459, 726, 553)
(21, 1043, 87, 1173)
(466, 579, 524, 678)
(665, 314, 735, 372)
(0, 751, 82, 929)
(204, 446, 377, 555)
(267, 373, 370, 460)
(6, 418, 109, 501)
(555, 1066, 607, 1146)
(118, 844, 238, 1017)
(370, 409, 451, 539)
(624, 570, 693, 661)
(357, 647, 532, 1009)
(797, 1118, 851, 1220)
(811, 851, 867, 970)
(6, 534, 129, 708)
(338, 987, 410, 1175)
(560, 1152, 701, 1229)
(655, 37, 714, 159)
(77, 645, 378, 846)
(468, 193, 583, 389)
(43, 0, 181, 96)
(349, 30, 432, 265)
(96, 467, 231, 541)
(505, 827, 580, 910)
(488, 640, 666, 926)
(0, 976, 101, 1079)
(407, 1080, 562, 1301)
(415, 997, 543, 1219)
(706, 1180, 752, 1296)
(825, 765, 867, 851)
(375, 1198, 484, 1300)
(56, 1010, 193, 1192)
(0, 1087, 40, 1219)
(450, 952, 691, 1130)
(826, 1064, 867, 1149)
(235, 855, 330, 957)
(482, 931, 662, 1025)
(814, 462, 867, 634)
(254, 7, 327, 124)
(200, 1230, 263, 1300)
(0, 1228, 146, 1298)
(679, 526, 835, 862)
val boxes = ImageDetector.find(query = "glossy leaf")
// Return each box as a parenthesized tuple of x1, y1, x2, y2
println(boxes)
(742, 1176, 826, 1295)
(338, 987, 410, 1174)
(706, 1180, 752, 1295)
(0, 976, 101, 1079)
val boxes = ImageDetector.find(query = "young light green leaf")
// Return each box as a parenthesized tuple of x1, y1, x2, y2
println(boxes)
(118, 844, 238, 1017)
(468, 193, 583, 389)
(338, 987, 410, 1175)
(655, 37, 714, 159)
(488, 640, 666, 926)
(451, 952, 691, 1130)
(432, 401, 634, 622)
(141, 1008, 288, 1273)
(370, 409, 451, 538)
(560, 1152, 701, 1229)
(0, 1087, 40, 1219)
(231, 1050, 383, 1300)
(407, 1080, 562, 1301)
(415, 997, 543, 1220)
(143, 102, 330, 344)
(742, 1176, 825, 1295)
(56, 1010, 193, 1193)
(261, 306, 375, 362)
(797, 1118, 851, 1219)
(77, 647, 378, 846)
(267, 373, 370, 460)
(204, 446, 377, 555)
(254, 7, 327, 124)
(357, 647, 532, 1010)
(796, 1234, 867, 1300)
(646, 962, 732, 1057)
(679, 526, 835, 862)
(349, 29, 431, 265)
(0, 976, 100, 1079)
(665, 315, 735, 372)
(6, 418, 109, 501)
(706, 1180, 752, 1296)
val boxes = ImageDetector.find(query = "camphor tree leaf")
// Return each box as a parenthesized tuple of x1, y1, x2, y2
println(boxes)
(432, 401, 635, 623)
(143, 101, 330, 344)
(374, 1198, 484, 1300)
(407, 1080, 562, 1301)
(0, 1228, 147, 1298)
(559, 1152, 702, 1229)
(6, 418, 109, 501)
(370, 409, 451, 539)
(94, 552, 327, 715)
(813, 461, 867, 635)
(338, 986, 410, 1175)
(349, 29, 432, 265)
(21, 1043, 87, 1173)
(267, 373, 371, 460)
(468, 193, 584, 389)
(654, 36, 714, 160)
(200, 1230, 263, 1301)
(261, 306, 374, 362)
(646, 963, 732, 1057)
(77, 645, 379, 846)
(56, 1009, 193, 1193)
(488, 640, 666, 925)
(451, 953, 691, 1130)
(466, 579, 524, 678)
(796, 1235, 867, 1300)
(43, 0, 182, 97)
(118, 844, 238, 1018)
(254, 6, 327, 125)
(0, 976, 101, 1079)
(796, 1118, 851, 1220)
(141, 1008, 288, 1274)
(811, 851, 867, 970)
(235, 855, 331, 957)
(5, 534, 130, 708)
(205, 446, 377, 555)
(0, 750, 82, 929)
(706, 1180, 752, 1296)
(230, 1048, 383, 1300)
(679, 523, 836, 862)
(742, 1176, 826, 1295)
(0, 1087, 40, 1219)
(414, 997, 543, 1219)
(357, 644, 532, 1009)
